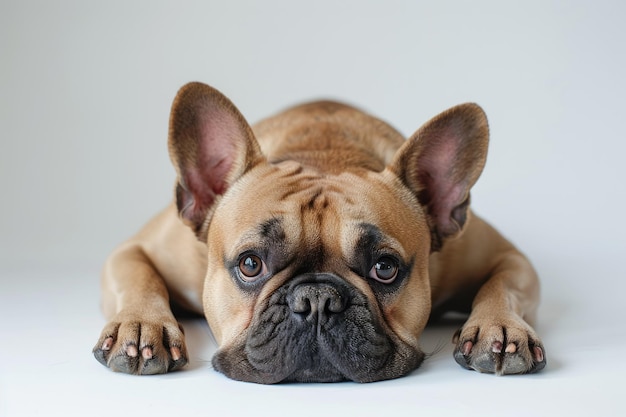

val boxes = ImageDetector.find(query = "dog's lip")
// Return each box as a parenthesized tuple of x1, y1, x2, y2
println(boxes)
(227, 275, 424, 383)
(285, 365, 347, 383)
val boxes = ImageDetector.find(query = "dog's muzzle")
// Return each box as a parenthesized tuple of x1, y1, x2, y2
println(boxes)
(211, 273, 424, 383)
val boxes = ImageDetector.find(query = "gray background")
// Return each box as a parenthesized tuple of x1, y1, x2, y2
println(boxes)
(1, 1, 624, 416)
(4, 0, 621, 270)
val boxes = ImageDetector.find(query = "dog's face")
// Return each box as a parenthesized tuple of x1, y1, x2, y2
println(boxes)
(205, 162, 431, 382)
(168, 83, 488, 383)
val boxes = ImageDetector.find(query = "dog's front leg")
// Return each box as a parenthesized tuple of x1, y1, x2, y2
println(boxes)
(93, 243, 188, 375)
(452, 251, 546, 375)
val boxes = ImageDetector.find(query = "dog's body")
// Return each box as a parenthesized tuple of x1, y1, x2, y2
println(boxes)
(94, 82, 546, 382)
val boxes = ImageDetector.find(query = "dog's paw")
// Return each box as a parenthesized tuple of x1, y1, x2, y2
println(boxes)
(452, 315, 546, 375)
(93, 316, 188, 375)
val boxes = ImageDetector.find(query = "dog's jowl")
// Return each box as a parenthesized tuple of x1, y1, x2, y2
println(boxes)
(93, 82, 546, 382)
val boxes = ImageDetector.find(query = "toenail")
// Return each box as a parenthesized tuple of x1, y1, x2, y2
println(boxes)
(126, 344, 138, 357)
(492, 341, 503, 353)
(171, 347, 181, 361)
(505, 343, 517, 354)
(462, 341, 473, 356)
(142, 347, 153, 360)
(533, 346, 544, 362)
(101, 337, 113, 351)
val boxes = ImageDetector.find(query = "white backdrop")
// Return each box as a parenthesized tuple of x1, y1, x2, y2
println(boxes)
(1, 1, 625, 416)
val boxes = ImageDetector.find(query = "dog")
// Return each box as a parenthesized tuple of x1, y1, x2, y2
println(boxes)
(93, 82, 546, 383)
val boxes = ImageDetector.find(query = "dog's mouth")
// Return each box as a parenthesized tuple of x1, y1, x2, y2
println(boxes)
(211, 274, 424, 383)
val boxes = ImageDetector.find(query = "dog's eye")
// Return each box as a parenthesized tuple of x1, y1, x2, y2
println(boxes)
(238, 254, 265, 281)
(369, 256, 399, 283)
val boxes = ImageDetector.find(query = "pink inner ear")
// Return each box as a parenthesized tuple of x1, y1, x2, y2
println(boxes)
(419, 133, 458, 182)
(417, 130, 468, 235)
(189, 109, 241, 202)
(198, 111, 242, 188)
(433, 182, 466, 235)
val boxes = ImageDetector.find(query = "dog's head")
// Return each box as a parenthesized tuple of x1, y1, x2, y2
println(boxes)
(168, 82, 488, 383)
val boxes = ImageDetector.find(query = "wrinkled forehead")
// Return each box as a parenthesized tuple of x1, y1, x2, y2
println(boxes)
(219, 162, 368, 229)
(214, 161, 426, 259)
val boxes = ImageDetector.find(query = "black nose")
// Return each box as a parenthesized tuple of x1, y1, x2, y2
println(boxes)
(287, 275, 349, 325)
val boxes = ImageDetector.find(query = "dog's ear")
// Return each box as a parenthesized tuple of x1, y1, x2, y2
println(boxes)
(388, 103, 489, 251)
(168, 82, 265, 239)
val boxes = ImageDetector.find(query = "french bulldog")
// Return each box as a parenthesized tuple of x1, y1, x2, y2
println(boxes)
(93, 82, 546, 382)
